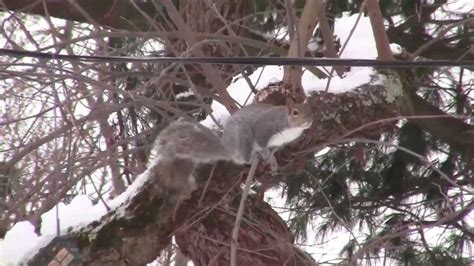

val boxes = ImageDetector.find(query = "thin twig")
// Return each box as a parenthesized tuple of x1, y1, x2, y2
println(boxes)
(198, 163, 217, 206)
(230, 153, 259, 266)
(410, 17, 474, 59)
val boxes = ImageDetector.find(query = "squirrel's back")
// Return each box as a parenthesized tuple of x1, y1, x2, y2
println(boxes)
(153, 121, 229, 163)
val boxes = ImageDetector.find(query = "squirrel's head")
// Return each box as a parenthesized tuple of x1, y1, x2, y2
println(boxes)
(286, 99, 313, 128)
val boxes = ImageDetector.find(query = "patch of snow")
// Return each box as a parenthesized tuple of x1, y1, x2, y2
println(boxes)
(202, 13, 379, 129)
(1, 220, 60, 265)
(441, 0, 473, 14)
(175, 90, 194, 99)
(108, 165, 156, 209)
(1, 222, 41, 265)
(0, 165, 156, 265)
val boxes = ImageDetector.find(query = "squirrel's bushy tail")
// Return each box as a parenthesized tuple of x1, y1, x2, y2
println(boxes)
(148, 121, 228, 202)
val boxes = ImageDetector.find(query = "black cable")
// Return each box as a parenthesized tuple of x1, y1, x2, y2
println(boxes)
(0, 48, 473, 67)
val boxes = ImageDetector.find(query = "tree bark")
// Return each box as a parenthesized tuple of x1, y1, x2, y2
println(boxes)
(1, 0, 159, 31)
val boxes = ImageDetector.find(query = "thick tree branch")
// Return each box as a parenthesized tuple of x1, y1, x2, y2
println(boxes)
(314, 0, 346, 76)
(365, 0, 394, 60)
(402, 90, 474, 161)
(0, 0, 159, 31)
(283, 0, 320, 101)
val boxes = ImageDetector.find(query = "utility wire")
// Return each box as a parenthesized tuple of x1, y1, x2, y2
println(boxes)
(0, 48, 473, 68)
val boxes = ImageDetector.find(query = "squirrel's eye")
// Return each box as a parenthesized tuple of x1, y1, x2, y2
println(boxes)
(292, 109, 300, 116)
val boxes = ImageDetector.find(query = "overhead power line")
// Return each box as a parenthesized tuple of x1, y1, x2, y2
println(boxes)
(0, 48, 473, 68)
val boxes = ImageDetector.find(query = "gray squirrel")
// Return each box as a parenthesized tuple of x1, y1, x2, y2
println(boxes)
(149, 101, 313, 201)
(221, 102, 313, 168)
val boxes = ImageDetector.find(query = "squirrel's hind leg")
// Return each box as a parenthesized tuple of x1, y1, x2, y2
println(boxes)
(258, 148, 279, 172)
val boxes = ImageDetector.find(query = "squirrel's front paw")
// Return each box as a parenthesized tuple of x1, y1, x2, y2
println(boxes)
(258, 148, 272, 161)
(258, 148, 279, 172)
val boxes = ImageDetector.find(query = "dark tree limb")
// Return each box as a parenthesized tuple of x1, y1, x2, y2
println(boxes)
(0, 0, 160, 31)
(402, 89, 474, 162)
(387, 27, 474, 62)
(384, 0, 473, 63)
